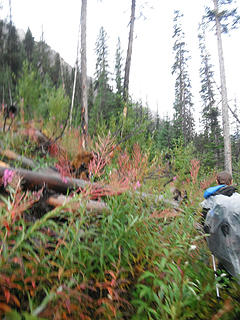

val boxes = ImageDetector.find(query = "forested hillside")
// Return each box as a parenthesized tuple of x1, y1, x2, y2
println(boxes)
(1, 0, 240, 319)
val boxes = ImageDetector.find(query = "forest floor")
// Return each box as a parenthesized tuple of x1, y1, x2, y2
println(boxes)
(1, 118, 240, 319)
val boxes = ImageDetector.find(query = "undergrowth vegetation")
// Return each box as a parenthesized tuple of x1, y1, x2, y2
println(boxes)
(1, 125, 240, 320)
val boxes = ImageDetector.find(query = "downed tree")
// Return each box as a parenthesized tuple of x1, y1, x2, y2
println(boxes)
(0, 148, 57, 174)
(135, 191, 180, 209)
(47, 194, 109, 213)
(0, 166, 93, 193)
(0, 148, 36, 168)
(0, 160, 9, 168)
(0, 165, 181, 213)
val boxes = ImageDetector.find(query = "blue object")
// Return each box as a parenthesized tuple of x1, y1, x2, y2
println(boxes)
(204, 185, 226, 199)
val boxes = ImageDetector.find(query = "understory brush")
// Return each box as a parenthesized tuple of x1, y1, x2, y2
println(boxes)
(1, 131, 240, 319)
(1, 190, 240, 319)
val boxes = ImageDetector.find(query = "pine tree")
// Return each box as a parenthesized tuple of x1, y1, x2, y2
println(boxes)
(34, 28, 50, 77)
(5, 22, 22, 79)
(230, 98, 240, 164)
(23, 27, 34, 62)
(172, 10, 194, 144)
(50, 53, 61, 87)
(0, 20, 7, 103)
(155, 116, 174, 150)
(113, 37, 124, 117)
(115, 37, 123, 97)
(0, 20, 6, 67)
(94, 27, 109, 90)
(155, 106, 160, 132)
(93, 26, 111, 122)
(198, 20, 222, 167)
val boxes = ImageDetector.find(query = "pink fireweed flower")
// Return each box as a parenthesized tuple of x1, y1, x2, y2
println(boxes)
(62, 176, 68, 184)
(55, 164, 68, 184)
(3, 169, 15, 187)
(134, 180, 141, 190)
(173, 176, 177, 181)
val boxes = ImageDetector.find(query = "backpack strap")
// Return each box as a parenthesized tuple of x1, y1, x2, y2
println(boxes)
(204, 185, 226, 199)
(214, 186, 237, 197)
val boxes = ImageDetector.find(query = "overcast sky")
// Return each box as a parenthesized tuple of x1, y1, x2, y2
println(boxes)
(1, 0, 240, 125)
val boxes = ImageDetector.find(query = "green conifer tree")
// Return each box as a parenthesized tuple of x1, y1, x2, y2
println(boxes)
(115, 37, 123, 97)
(23, 27, 35, 62)
(50, 53, 61, 87)
(155, 116, 174, 150)
(0, 20, 5, 67)
(5, 22, 22, 79)
(34, 29, 50, 78)
(231, 98, 240, 164)
(0, 20, 7, 103)
(172, 10, 194, 145)
(198, 20, 222, 167)
(90, 26, 114, 131)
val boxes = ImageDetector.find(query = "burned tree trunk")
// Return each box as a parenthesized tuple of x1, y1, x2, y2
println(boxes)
(81, 0, 88, 148)
(123, 0, 136, 102)
(213, 0, 232, 174)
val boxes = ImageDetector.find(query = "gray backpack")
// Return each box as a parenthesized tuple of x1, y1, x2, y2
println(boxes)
(203, 193, 240, 281)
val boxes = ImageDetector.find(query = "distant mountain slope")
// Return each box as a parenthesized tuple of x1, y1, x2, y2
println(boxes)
(16, 27, 73, 73)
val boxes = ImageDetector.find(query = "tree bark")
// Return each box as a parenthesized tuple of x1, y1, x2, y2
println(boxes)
(0, 148, 56, 174)
(213, 0, 232, 174)
(123, 0, 136, 102)
(81, 0, 88, 148)
(47, 194, 109, 213)
(0, 166, 92, 193)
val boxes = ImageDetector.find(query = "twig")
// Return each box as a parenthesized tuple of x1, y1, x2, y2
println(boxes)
(134, 191, 181, 210)
(212, 254, 220, 299)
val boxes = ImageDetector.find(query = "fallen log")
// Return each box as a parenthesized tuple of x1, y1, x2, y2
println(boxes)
(135, 191, 180, 209)
(0, 148, 57, 174)
(0, 166, 93, 193)
(47, 194, 109, 213)
(0, 148, 37, 168)
(0, 166, 182, 211)
(0, 125, 49, 145)
(20, 127, 50, 145)
(0, 160, 9, 168)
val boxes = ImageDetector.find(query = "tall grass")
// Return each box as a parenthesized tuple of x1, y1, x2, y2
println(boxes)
(1, 130, 240, 319)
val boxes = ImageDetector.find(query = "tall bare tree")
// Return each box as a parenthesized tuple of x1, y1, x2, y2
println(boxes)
(123, 0, 136, 102)
(213, 0, 232, 174)
(80, 0, 88, 147)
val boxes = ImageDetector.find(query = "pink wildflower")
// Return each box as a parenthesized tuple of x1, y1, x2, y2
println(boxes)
(62, 176, 68, 184)
(3, 169, 15, 187)
(134, 180, 141, 190)
(173, 176, 177, 181)
(55, 164, 68, 184)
